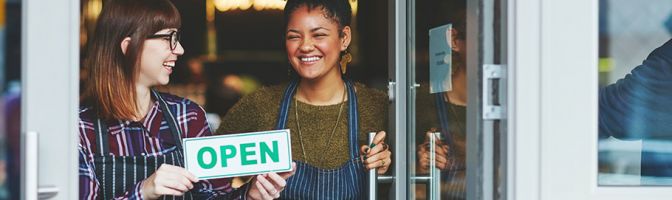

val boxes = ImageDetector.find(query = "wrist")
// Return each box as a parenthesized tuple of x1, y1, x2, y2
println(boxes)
(140, 180, 158, 200)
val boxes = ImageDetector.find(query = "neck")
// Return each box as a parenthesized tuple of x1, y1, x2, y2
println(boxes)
(446, 67, 467, 106)
(134, 85, 152, 121)
(297, 75, 346, 106)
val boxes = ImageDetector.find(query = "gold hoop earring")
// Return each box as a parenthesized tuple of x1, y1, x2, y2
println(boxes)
(340, 50, 352, 75)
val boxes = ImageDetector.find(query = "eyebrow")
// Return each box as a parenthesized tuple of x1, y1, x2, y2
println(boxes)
(287, 27, 330, 34)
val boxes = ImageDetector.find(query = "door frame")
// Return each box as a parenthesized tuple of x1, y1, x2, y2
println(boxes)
(21, 0, 80, 199)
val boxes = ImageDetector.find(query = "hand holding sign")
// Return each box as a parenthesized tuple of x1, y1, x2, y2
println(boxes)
(247, 162, 296, 200)
(141, 164, 199, 199)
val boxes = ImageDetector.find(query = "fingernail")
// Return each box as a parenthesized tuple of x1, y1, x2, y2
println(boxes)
(370, 143, 377, 148)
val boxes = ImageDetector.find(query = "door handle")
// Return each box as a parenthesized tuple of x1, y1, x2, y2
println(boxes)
(23, 131, 60, 200)
(368, 132, 395, 200)
(408, 132, 442, 200)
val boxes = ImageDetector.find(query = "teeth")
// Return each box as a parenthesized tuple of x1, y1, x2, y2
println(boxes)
(163, 62, 175, 68)
(300, 56, 320, 62)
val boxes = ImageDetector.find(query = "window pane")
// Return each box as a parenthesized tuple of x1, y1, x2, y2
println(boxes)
(598, 0, 672, 186)
(411, 0, 469, 199)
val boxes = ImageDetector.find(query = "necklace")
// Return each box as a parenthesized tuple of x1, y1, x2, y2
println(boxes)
(294, 83, 347, 165)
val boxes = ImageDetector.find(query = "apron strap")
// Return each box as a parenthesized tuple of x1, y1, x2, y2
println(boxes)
(344, 79, 361, 159)
(152, 90, 184, 150)
(275, 80, 299, 130)
(94, 118, 111, 156)
(94, 91, 185, 156)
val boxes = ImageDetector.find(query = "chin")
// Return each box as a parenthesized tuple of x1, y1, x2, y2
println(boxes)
(158, 79, 170, 85)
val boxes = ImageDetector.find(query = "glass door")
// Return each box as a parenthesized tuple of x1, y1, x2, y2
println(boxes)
(385, 0, 509, 199)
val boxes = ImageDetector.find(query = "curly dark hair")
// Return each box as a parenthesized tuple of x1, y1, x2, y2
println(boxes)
(283, 0, 352, 37)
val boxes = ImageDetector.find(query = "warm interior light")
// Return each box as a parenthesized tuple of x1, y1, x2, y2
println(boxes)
(215, 0, 286, 12)
(214, 0, 357, 14)
(86, 0, 103, 21)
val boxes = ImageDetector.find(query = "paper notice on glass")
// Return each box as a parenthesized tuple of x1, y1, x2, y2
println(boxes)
(429, 24, 452, 94)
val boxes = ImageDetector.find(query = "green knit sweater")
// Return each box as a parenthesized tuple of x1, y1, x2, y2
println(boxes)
(216, 82, 388, 169)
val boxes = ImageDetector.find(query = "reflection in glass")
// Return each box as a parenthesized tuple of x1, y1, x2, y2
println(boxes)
(598, 0, 672, 186)
(413, 0, 467, 199)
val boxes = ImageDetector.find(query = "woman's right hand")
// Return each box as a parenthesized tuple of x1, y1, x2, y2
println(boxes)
(141, 164, 198, 200)
(417, 131, 451, 174)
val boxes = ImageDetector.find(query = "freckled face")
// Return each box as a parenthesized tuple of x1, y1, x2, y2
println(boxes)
(285, 6, 350, 81)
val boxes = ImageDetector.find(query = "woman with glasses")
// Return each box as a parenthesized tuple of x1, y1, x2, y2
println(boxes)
(78, 0, 294, 199)
(217, 0, 391, 198)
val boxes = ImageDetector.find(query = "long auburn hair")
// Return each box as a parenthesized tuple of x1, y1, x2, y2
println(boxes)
(82, 0, 181, 120)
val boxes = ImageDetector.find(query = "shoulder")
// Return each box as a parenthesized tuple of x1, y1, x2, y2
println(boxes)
(229, 83, 286, 112)
(353, 82, 387, 106)
(244, 84, 286, 104)
(78, 106, 96, 125)
(352, 82, 388, 118)
(157, 91, 204, 112)
(218, 83, 288, 134)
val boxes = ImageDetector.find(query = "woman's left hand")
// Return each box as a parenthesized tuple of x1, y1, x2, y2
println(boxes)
(360, 131, 392, 174)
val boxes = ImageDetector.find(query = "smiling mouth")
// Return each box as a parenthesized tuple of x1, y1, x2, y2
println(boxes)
(163, 62, 175, 68)
(299, 56, 322, 64)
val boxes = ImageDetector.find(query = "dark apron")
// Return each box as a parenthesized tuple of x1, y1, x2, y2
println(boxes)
(276, 79, 367, 200)
(433, 93, 466, 199)
(93, 90, 195, 200)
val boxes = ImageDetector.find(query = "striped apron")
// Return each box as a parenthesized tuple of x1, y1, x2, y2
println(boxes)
(92, 90, 195, 200)
(433, 93, 466, 199)
(276, 79, 368, 200)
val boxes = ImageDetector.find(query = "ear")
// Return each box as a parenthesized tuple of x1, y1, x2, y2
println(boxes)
(450, 28, 460, 52)
(120, 37, 131, 55)
(340, 26, 352, 51)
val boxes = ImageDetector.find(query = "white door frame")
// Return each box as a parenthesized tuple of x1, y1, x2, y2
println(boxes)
(510, 0, 672, 199)
(22, 0, 80, 199)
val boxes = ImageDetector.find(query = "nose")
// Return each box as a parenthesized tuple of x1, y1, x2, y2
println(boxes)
(299, 38, 315, 52)
(173, 41, 185, 55)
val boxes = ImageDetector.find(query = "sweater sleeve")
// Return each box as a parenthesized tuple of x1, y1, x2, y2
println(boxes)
(216, 88, 267, 135)
(599, 38, 672, 140)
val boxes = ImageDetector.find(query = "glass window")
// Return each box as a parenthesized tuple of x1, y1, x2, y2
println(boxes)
(410, 0, 469, 199)
(598, 0, 672, 186)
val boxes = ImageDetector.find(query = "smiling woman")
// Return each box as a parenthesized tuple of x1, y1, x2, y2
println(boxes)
(77, 0, 294, 199)
(216, 0, 391, 199)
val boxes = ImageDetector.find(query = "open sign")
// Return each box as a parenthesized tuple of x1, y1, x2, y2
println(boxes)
(183, 129, 292, 180)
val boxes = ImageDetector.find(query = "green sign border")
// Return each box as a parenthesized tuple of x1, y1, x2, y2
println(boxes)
(183, 129, 293, 179)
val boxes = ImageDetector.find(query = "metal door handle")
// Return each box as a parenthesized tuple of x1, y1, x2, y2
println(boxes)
(429, 132, 441, 200)
(23, 131, 60, 200)
(408, 132, 441, 200)
(368, 132, 395, 200)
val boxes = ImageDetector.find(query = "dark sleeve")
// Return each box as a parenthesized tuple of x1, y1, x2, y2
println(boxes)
(599, 38, 672, 140)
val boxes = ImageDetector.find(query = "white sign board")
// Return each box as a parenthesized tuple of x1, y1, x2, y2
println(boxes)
(183, 129, 292, 180)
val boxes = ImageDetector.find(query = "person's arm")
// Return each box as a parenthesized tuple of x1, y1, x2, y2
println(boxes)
(79, 145, 145, 200)
(599, 38, 672, 140)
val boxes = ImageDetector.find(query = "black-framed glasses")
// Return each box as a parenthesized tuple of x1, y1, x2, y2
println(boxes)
(147, 30, 181, 51)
